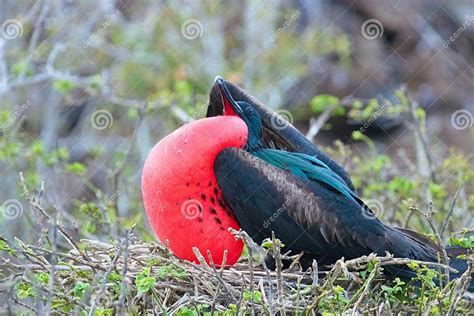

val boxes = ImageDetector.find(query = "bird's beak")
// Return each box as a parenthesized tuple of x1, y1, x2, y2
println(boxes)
(214, 76, 243, 116)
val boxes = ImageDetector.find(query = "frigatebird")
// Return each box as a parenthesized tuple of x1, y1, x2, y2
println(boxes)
(209, 77, 472, 286)
(142, 76, 472, 289)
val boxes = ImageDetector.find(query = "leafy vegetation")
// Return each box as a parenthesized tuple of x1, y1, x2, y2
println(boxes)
(1, 1, 473, 314)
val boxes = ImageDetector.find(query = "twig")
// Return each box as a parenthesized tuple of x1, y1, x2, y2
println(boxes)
(261, 256, 275, 315)
(45, 216, 58, 315)
(10, 297, 37, 313)
(272, 232, 286, 316)
(89, 226, 135, 316)
(192, 247, 211, 272)
(348, 262, 380, 314)
(408, 100, 438, 183)
(311, 259, 319, 288)
(451, 228, 474, 236)
(18, 0, 49, 79)
(110, 105, 146, 222)
(447, 254, 473, 316)
(306, 105, 336, 141)
(404, 207, 416, 228)
(440, 185, 463, 237)
(117, 226, 133, 313)
(206, 250, 238, 301)
(19, 172, 94, 265)
(0, 39, 8, 92)
(247, 237, 255, 316)
(410, 205, 450, 280)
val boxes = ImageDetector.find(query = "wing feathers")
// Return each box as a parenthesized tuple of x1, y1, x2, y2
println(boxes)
(214, 147, 442, 265)
(214, 148, 389, 261)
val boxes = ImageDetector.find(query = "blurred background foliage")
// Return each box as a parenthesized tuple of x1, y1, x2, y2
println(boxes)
(0, 0, 473, 263)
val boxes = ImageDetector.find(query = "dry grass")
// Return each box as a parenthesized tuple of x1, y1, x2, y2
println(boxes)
(1, 227, 473, 315)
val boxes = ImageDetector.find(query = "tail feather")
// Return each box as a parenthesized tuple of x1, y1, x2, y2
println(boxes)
(386, 229, 473, 292)
(447, 247, 474, 292)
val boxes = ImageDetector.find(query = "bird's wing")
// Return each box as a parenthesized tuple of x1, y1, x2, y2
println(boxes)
(214, 147, 438, 264)
(207, 80, 356, 190)
(253, 149, 361, 205)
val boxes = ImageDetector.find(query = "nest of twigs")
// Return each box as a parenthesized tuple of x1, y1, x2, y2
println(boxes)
(1, 226, 473, 315)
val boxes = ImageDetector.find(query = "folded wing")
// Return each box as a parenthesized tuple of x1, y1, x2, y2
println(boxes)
(214, 147, 439, 265)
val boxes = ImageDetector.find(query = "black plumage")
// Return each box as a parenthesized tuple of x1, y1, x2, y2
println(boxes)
(208, 77, 473, 290)
(214, 148, 438, 266)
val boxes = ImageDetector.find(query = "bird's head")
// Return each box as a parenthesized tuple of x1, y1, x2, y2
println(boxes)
(207, 76, 314, 154)
(214, 76, 263, 150)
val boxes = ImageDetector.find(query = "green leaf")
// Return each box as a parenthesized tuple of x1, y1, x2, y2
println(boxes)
(17, 282, 36, 299)
(73, 281, 91, 299)
(31, 140, 45, 155)
(135, 267, 156, 294)
(89, 74, 104, 90)
(351, 130, 364, 141)
(65, 162, 87, 175)
(0, 240, 14, 255)
(310, 94, 340, 113)
(261, 239, 273, 249)
(242, 290, 262, 303)
(35, 272, 49, 285)
(53, 80, 75, 94)
(11, 59, 33, 77)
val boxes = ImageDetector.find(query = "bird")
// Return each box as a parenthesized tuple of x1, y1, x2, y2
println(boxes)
(142, 76, 472, 290)
(209, 76, 472, 288)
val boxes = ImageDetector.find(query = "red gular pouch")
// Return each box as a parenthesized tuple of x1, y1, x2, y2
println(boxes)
(142, 116, 248, 267)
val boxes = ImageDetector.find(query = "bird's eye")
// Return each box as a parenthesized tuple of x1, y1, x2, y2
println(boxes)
(247, 108, 255, 115)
